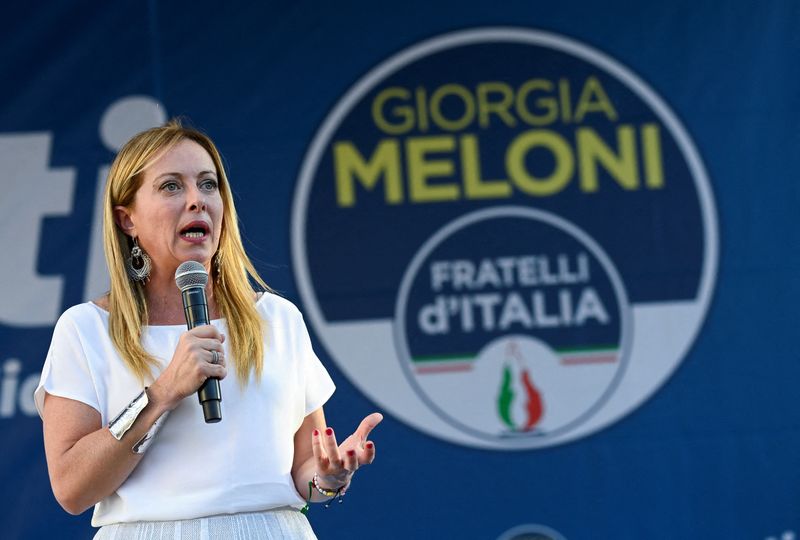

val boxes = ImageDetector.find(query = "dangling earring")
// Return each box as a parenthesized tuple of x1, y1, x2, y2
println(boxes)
(213, 251, 222, 282)
(126, 237, 152, 282)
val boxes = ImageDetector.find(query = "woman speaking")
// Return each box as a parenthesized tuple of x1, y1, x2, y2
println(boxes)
(35, 120, 381, 538)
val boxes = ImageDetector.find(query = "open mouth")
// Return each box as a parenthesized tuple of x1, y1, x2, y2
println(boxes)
(179, 221, 210, 239)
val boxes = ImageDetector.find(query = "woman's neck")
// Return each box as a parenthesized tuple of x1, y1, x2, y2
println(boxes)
(143, 271, 217, 325)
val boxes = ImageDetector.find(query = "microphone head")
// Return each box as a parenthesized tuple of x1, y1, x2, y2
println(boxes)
(175, 261, 209, 291)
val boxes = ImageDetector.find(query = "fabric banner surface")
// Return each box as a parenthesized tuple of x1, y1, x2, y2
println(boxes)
(0, 2, 798, 539)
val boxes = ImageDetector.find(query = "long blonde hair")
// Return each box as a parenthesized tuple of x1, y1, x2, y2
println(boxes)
(103, 119, 268, 384)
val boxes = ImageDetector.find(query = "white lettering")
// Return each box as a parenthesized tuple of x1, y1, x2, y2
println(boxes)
(416, 287, 610, 334)
(419, 296, 449, 334)
(430, 261, 451, 291)
(498, 291, 533, 329)
(0, 134, 75, 326)
(574, 287, 609, 324)
(451, 260, 475, 290)
(0, 359, 21, 417)
(428, 253, 592, 292)
(0, 359, 39, 418)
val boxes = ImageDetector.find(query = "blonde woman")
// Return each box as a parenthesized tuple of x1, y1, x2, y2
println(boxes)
(35, 120, 381, 539)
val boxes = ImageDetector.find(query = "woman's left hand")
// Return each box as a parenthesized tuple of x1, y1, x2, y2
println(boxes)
(311, 412, 383, 492)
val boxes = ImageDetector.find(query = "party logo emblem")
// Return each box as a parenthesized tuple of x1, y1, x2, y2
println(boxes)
(395, 207, 630, 443)
(291, 28, 717, 449)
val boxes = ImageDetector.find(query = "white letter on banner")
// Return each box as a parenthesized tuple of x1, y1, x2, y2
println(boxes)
(0, 133, 75, 326)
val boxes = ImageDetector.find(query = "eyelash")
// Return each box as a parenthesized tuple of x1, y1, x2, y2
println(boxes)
(201, 179, 218, 191)
(159, 179, 218, 192)
(161, 181, 180, 192)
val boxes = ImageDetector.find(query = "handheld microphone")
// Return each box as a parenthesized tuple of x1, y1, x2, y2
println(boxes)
(175, 261, 222, 423)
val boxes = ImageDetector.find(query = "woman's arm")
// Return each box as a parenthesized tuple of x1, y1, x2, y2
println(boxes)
(291, 408, 329, 503)
(42, 388, 172, 514)
(291, 408, 382, 503)
(42, 325, 227, 514)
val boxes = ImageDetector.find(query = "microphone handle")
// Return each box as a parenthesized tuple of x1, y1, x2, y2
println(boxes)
(182, 287, 209, 328)
(182, 287, 222, 423)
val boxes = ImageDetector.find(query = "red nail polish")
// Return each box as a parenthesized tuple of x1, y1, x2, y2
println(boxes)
(325, 428, 333, 436)
(347, 450, 355, 457)
(366, 442, 374, 449)
(313, 429, 319, 436)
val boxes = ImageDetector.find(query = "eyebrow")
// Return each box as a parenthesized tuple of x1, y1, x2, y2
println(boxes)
(153, 170, 218, 182)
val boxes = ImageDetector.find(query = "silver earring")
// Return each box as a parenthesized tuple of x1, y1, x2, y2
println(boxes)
(126, 238, 152, 282)
(214, 252, 222, 281)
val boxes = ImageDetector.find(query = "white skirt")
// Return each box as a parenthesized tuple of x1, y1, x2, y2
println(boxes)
(92, 508, 317, 540)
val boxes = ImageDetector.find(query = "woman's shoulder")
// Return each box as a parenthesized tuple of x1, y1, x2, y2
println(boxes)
(48, 301, 110, 352)
(56, 299, 108, 332)
(254, 290, 304, 321)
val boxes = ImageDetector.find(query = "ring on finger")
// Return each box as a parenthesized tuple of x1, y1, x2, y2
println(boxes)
(211, 350, 220, 364)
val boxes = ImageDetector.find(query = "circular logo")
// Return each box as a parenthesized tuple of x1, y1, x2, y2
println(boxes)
(394, 207, 631, 447)
(291, 28, 718, 449)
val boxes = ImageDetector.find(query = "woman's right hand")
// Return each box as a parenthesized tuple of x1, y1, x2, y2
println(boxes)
(149, 325, 227, 409)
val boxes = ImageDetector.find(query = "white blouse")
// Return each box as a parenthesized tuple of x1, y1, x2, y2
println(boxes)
(35, 293, 335, 527)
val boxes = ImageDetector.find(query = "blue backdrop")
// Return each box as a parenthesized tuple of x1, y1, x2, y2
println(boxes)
(1, 1, 799, 539)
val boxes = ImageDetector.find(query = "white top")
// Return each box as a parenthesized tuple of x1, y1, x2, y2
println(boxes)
(34, 293, 335, 527)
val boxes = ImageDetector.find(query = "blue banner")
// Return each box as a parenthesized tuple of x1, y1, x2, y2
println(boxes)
(1, 2, 799, 539)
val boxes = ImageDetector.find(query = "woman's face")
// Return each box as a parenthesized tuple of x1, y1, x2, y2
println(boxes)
(115, 138, 224, 278)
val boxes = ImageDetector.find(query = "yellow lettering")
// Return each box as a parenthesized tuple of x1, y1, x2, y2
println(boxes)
(558, 78, 572, 123)
(334, 140, 403, 206)
(476, 82, 516, 129)
(460, 134, 511, 199)
(577, 126, 638, 192)
(430, 84, 475, 131)
(642, 123, 664, 188)
(506, 130, 574, 196)
(415, 87, 429, 133)
(407, 136, 459, 202)
(516, 79, 558, 126)
(372, 87, 414, 135)
(574, 76, 617, 122)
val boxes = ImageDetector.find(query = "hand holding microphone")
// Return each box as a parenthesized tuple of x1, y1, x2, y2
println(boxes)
(175, 261, 224, 423)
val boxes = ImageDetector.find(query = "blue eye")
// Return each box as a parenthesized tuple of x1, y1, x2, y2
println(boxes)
(161, 181, 181, 192)
(201, 179, 219, 191)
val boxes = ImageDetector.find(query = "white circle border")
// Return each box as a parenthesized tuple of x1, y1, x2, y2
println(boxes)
(393, 206, 633, 447)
